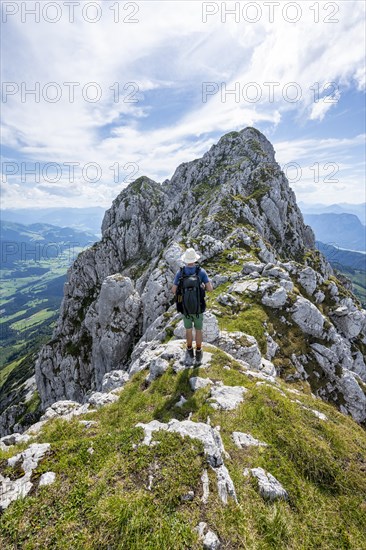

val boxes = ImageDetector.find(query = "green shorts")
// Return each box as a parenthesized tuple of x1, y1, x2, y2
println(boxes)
(182, 313, 204, 330)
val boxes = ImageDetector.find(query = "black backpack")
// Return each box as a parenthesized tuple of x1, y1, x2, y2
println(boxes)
(175, 265, 206, 317)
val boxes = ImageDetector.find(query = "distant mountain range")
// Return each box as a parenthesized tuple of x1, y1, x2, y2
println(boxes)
(299, 202, 366, 225)
(3, 203, 364, 237)
(316, 241, 366, 271)
(303, 213, 366, 252)
(1, 207, 105, 236)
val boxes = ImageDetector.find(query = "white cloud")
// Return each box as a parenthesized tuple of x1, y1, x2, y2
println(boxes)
(1, 0, 365, 208)
(309, 90, 341, 121)
(274, 134, 366, 204)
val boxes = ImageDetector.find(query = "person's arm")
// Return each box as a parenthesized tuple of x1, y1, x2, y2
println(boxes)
(172, 284, 178, 294)
(201, 269, 213, 292)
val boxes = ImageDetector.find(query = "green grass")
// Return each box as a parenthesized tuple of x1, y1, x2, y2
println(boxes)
(222, 304, 268, 354)
(344, 269, 366, 307)
(1, 345, 365, 549)
(0, 357, 24, 386)
(10, 308, 55, 332)
(0, 342, 25, 370)
(0, 250, 87, 423)
(0, 309, 28, 324)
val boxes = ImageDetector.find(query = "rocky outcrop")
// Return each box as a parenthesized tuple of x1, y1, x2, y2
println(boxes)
(137, 418, 237, 506)
(84, 275, 142, 388)
(32, 127, 315, 412)
(290, 296, 326, 338)
(243, 467, 288, 501)
(232, 432, 268, 448)
(0, 443, 52, 511)
(7, 125, 358, 435)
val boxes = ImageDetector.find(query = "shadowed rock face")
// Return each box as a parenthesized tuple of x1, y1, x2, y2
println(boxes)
(26, 127, 366, 428)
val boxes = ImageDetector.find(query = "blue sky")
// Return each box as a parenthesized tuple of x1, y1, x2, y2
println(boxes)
(1, 0, 365, 208)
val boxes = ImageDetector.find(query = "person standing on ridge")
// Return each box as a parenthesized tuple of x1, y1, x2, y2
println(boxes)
(172, 247, 213, 366)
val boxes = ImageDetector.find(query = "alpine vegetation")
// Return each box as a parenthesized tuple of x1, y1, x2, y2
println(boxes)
(1, 128, 365, 549)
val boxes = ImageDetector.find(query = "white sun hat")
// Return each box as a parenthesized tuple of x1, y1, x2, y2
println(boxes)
(181, 247, 200, 264)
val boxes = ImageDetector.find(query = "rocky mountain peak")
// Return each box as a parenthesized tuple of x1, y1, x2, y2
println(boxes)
(2, 127, 363, 437)
(101, 127, 314, 268)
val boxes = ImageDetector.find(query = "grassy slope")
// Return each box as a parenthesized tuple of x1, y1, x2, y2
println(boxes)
(339, 268, 366, 307)
(1, 345, 365, 550)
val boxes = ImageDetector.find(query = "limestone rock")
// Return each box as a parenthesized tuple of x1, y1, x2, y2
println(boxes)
(351, 351, 366, 382)
(337, 369, 366, 423)
(87, 392, 119, 408)
(260, 358, 277, 377)
(217, 293, 239, 308)
(215, 464, 238, 504)
(297, 266, 318, 295)
(310, 342, 366, 422)
(40, 400, 91, 421)
(232, 432, 268, 448)
(201, 470, 210, 503)
(242, 262, 265, 275)
(129, 339, 183, 377)
(139, 309, 180, 343)
(265, 334, 279, 360)
(209, 384, 247, 410)
(310, 409, 328, 421)
(140, 267, 172, 332)
(102, 370, 129, 392)
(197, 234, 225, 259)
(162, 241, 185, 274)
(261, 286, 288, 308)
(196, 523, 221, 550)
(0, 433, 31, 448)
(189, 377, 213, 391)
(314, 290, 325, 304)
(257, 238, 276, 264)
(1, 472, 33, 511)
(262, 264, 290, 279)
(85, 274, 142, 389)
(176, 395, 187, 408)
(137, 418, 237, 506)
(216, 331, 261, 369)
(330, 304, 366, 339)
(1, 442, 52, 510)
(39, 471, 56, 487)
(229, 280, 259, 294)
(290, 297, 325, 338)
(211, 274, 229, 288)
(146, 357, 170, 383)
(8, 442, 51, 473)
(137, 419, 226, 468)
(243, 467, 288, 501)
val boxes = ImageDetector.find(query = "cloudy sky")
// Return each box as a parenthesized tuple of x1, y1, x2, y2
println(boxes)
(1, 0, 365, 209)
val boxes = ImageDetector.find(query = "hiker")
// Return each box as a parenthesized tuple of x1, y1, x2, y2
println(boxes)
(172, 247, 213, 366)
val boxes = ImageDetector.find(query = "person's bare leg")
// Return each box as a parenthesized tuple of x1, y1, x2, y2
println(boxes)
(195, 329, 203, 349)
(186, 329, 193, 348)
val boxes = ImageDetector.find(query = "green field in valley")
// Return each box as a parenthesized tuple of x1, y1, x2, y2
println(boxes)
(0, 247, 86, 423)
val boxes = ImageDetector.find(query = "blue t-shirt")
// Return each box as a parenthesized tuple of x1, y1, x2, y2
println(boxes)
(173, 266, 209, 286)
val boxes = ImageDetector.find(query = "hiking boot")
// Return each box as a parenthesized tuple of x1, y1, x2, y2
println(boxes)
(184, 347, 194, 365)
(195, 349, 203, 366)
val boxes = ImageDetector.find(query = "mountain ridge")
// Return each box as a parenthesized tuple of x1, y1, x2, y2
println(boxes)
(1, 127, 366, 547)
(303, 213, 366, 252)
(28, 127, 366, 427)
